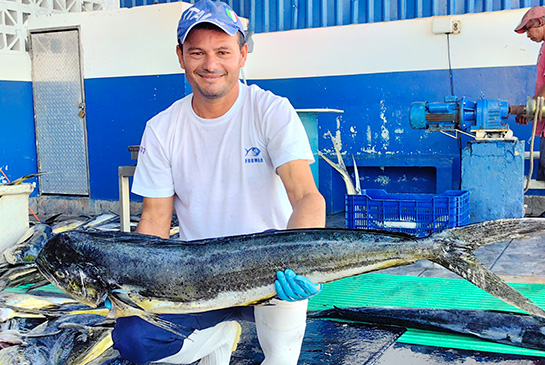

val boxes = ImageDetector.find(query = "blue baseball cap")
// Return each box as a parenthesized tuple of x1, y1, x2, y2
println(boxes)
(177, 0, 245, 44)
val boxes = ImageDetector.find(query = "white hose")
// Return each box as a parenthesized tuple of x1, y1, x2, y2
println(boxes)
(525, 96, 544, 193)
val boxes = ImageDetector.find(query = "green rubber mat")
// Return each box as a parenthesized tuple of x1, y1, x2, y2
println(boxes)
(308, 273, 545, 357)
(3, 283, 64, 294)
(7, 276, 545, 357)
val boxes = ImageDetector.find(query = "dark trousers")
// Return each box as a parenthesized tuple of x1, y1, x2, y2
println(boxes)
(112, 307, 255, 364)
(539, 137, 545, 181)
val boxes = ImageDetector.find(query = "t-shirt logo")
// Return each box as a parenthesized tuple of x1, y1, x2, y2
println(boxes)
(245, 147, 264, 164)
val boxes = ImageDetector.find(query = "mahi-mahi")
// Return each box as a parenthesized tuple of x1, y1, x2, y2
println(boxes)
(35, 218, 545, 334)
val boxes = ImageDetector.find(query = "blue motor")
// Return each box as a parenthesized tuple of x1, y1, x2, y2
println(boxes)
(409, 96, 511, 136)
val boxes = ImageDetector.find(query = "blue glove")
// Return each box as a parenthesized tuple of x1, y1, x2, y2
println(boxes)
(275, 269, 322, 302)
(104, 298, 112, 309)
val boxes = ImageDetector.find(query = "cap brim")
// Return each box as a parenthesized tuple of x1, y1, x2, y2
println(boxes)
(179, 20, 241, 44)
(514, 19, 530, 33)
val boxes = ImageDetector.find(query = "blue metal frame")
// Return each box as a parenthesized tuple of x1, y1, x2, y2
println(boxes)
(119, 0, 545, 33)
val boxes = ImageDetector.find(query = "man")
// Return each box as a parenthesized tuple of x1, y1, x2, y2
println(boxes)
(111, 1, 326, 364)
(515, 6, 545, 180)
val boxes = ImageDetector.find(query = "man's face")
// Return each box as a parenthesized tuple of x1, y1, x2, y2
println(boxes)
(178, 27, 248, 101)
(524, 19, 545, 43)
(526, 27, 545, 43)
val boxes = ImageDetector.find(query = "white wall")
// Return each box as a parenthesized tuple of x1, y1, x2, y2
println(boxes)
(25, 2, 191, 81)
(1, 5, 537, 82)
(245, 8, 539, 80)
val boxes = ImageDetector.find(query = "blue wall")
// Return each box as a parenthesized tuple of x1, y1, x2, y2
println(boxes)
(0, 80, 36, 185)
(0, 75, 187, 199)
(0, 64, 538, 212)
(251, 65, 537, 212)
(84, 74, 187, 200)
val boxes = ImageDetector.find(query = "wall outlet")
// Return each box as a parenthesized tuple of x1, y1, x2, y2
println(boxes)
(452, 20, 461, 34)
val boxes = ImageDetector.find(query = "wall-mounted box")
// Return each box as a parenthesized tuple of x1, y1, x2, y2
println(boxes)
(433, 17, 461, 34)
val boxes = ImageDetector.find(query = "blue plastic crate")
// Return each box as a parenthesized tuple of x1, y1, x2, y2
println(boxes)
(345, 189, 470, 237)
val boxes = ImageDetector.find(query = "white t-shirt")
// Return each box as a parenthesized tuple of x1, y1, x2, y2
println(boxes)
(132, 82, 314, 241)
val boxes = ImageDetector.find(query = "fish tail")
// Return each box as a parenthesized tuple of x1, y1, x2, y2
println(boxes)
(429, 234, 545, 318)
(443, 218, 545, 250)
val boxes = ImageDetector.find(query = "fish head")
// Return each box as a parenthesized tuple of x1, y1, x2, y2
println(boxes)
(35, 233, 107, 308)
(4, 223, 52, 265)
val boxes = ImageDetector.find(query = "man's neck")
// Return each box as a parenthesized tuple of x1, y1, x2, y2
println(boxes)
(192, 84, 240, 119)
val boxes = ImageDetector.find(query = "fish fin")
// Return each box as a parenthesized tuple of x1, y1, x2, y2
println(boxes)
(139, 312, 192, 339)
(431, 241, 545, 319)
(7, 172, 51, 186)
(318, 151, 356, 195)
(352, 154, 361, 194)
(110, 289, 146, 311)
(319, 131, 357, 195)
(107, 292, 192, 339)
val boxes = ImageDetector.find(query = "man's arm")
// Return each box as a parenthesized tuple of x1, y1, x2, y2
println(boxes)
(276, 160, 325, 301)
(277, 159, 326, 229)
(135, 196, 174, 239)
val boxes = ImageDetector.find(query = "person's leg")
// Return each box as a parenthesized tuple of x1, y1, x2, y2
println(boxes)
(537, 137, 545, 181)
(157, 320, 241, 365)
(112, 315, 188, 364)
(112, 307, 254, 364)
(254, 299, 308, 365)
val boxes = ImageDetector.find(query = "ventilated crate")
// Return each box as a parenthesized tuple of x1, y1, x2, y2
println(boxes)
(345, 189, 470, 237)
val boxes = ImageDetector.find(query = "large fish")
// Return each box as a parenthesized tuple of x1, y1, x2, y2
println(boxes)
(35, 218, 545, 335)
(310, 306, 545, 351)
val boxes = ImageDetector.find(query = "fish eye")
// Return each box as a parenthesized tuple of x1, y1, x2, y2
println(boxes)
(55, 270, 66, 278)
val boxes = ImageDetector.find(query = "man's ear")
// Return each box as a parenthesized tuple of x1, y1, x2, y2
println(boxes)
(176, 45, 185, 70)
(240, 43, 249, 68)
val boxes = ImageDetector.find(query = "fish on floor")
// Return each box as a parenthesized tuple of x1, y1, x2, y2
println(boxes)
(310, 306, 545, 352)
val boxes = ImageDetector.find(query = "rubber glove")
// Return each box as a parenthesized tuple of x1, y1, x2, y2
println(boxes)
(275, 269, 322, 302)
(104, 298, 112, 309)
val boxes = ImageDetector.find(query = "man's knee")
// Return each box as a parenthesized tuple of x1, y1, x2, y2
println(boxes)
(112, 316, 185, 364)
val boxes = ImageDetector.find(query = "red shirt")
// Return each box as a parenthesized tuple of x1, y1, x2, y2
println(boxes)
(535, 42, 545, 136)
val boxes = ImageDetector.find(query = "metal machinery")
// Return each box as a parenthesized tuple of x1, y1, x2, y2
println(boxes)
(408, 95, 542, 222)
(409, 95, 538, 140)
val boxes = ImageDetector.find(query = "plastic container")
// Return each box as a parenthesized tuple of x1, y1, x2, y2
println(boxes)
(345, 189, 470, 237)
(0, 183, 34, 251)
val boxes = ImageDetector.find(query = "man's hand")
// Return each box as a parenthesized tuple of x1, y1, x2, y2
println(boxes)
(516, 113, 529, 125)
(275, 269, 322, 302)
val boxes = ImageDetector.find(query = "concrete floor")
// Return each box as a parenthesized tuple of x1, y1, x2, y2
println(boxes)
(326, 212, 545, 283)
